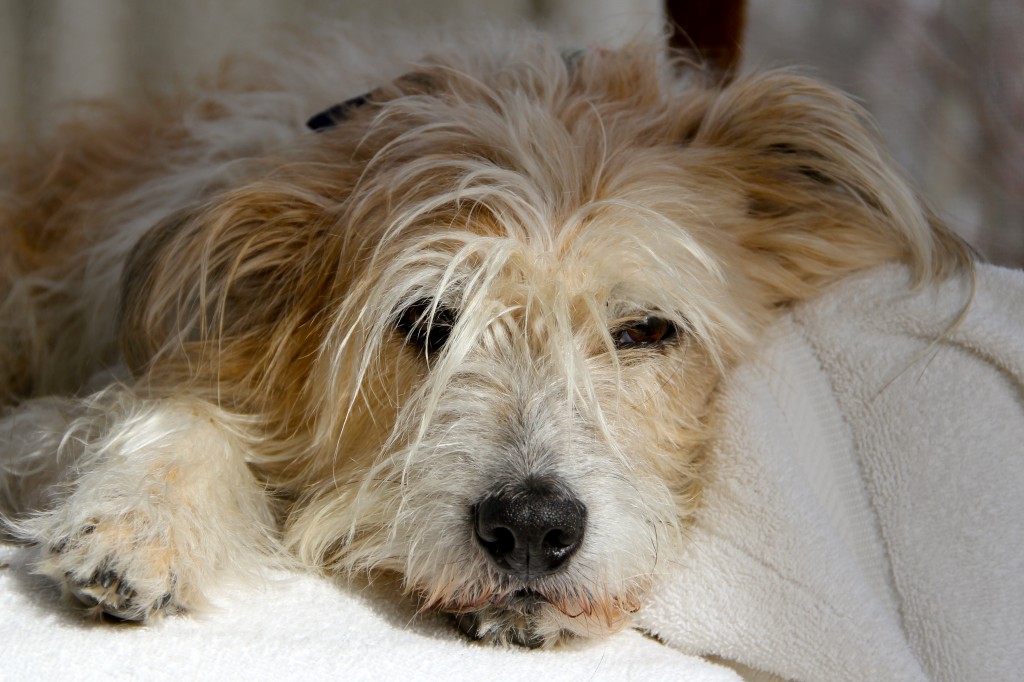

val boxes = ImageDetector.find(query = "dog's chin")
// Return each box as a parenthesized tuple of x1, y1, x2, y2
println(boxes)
(445, 587, 637, 648)
(450, 589, 553, 648)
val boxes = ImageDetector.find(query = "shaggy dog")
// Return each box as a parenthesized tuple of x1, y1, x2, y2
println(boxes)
(0, 29, 971, 647)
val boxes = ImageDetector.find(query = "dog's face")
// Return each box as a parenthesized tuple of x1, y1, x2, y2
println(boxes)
(123, 36, 949, 645)
(276, 46, 767, 646)
(306, 232, 730, 644)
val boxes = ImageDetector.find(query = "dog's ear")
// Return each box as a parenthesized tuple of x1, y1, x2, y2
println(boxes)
(689, 72, 971, 304)
(119, 185, 337, 387)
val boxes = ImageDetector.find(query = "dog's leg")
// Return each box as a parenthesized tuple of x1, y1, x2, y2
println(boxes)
(3, 387, 277, 620)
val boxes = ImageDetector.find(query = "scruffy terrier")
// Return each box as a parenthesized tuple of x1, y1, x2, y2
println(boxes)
(0, 29, 971, 647)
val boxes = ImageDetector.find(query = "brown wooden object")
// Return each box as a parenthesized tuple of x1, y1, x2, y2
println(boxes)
(665, 0, 747, 77)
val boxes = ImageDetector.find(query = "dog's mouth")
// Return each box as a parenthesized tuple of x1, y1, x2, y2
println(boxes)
(498, 587, 550, 612)
(429, 579, 645, 647)
(450, 590, 553, 648)
(431, 585, 552, 615)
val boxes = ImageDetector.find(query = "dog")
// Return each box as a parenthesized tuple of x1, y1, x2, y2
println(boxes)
(0, 28, 972, 647)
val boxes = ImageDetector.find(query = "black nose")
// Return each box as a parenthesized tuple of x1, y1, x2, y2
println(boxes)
(473, 480, 586, 579)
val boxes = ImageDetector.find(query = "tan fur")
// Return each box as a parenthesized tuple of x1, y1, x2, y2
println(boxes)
(0, 31, 972, 645)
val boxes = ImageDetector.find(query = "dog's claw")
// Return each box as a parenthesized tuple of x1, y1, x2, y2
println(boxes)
(74, 589, 100, 606)
(99, 569, 117, 588)
(117, 580, 136, 599)
(62, 562, 175, 621)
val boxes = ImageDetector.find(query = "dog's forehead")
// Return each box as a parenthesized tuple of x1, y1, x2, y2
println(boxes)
(313, 45, 706, 218)
(306, 44, 737, 330)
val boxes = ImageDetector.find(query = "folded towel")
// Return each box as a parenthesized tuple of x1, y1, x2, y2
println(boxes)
(641, 264, 1024, 681)
(3, 264, 1021, 681)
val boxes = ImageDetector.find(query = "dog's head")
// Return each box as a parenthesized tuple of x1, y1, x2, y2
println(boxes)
(122, 33, 968, 645)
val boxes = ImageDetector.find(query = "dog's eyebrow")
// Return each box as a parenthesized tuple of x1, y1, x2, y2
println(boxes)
(306, 93, 371, 132)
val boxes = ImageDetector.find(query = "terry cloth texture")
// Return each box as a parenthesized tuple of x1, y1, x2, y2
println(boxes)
(641, 264, 1024, 681)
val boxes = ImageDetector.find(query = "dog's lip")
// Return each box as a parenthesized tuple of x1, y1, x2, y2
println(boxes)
(430, 587, 551, 614)
(500, 588, 550, 610)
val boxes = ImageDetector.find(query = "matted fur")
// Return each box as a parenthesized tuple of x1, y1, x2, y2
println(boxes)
(0, 27, 971, 645)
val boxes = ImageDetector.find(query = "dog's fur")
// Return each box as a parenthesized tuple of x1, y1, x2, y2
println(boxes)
(0, 29, 972, 646)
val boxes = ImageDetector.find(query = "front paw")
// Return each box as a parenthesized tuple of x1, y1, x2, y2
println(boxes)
(36, 518, 183, 622)
(66, 565, 174, 621)
(7, 392, 278, 623)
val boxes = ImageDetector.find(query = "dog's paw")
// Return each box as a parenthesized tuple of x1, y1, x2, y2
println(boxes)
(35, 516, 185, 622)
(65, 564, 175, 621)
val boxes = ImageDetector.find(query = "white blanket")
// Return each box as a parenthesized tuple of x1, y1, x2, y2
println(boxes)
(641, 263, 1024, 681)
(3, 264, 1022, 681)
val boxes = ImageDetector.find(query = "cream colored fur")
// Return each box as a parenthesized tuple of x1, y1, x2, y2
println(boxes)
(0, 27, 971, 646)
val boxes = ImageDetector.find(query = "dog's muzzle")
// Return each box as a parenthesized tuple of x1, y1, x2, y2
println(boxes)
(472, 478, 586, 580)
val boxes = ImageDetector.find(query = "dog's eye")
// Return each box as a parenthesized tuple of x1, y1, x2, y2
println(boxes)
(612, 316, 677, 350)
(395, 299, 457, 357)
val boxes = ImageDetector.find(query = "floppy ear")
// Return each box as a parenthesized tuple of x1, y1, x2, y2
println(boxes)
(691, 72, 971, 304)
(118, 184, 338, 390)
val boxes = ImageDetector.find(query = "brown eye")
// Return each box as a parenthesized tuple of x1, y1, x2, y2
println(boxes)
(395, 299, 457, 357)
(612, 316, 677, 350)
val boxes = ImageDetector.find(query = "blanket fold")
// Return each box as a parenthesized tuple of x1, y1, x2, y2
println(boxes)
(642, 264, 1024, 682)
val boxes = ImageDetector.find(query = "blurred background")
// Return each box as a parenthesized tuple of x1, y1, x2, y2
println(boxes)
(0, 0, 1020, 266)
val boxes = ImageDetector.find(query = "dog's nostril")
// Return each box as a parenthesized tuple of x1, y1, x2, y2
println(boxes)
(473, 482, 586, 579)
(543, 527, 577, 550)
(478, 524, 516, 556)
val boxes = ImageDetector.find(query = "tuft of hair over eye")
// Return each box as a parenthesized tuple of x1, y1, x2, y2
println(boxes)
(394, 299, 458, 358)
(611, 315, 678, 350)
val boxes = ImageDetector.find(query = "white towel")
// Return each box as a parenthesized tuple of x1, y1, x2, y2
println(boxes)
(641, 264, 1024, 681)
(0, 545, 739, 681)
(3, 264, 1022, 681)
